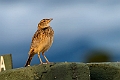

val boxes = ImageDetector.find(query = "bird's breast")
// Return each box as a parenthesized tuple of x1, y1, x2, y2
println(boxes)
(29, 27, 54, 54)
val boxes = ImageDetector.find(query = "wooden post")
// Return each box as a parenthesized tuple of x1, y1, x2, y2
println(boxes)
(0, 54, 13, 72)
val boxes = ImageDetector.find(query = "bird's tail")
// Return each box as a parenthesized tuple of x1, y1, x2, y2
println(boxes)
(24, 54, 34, 67)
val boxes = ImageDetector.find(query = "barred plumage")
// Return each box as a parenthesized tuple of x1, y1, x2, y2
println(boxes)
(25, 18, 54, 67)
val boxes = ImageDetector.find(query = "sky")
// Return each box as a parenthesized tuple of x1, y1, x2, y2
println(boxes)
(0, 0, 120, 68)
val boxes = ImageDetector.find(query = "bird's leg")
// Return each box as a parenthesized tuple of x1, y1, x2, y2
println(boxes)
(38, 53, 43, 64)
(42, 53, 50, 64)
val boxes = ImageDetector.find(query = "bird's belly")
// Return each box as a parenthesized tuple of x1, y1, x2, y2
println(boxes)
(37, 37, 52, 53)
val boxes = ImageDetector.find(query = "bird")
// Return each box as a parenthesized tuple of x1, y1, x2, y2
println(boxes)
(25, 18, 54, 67)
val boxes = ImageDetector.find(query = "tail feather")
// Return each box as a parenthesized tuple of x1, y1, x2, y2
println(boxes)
(25, 54, 34, 67)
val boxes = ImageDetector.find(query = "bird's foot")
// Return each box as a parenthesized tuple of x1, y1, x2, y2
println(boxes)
(39, 62, 47, 65)
(39, 61, 50, 65)
(45, 61, 54, 64)
(39, 61, 54, 65)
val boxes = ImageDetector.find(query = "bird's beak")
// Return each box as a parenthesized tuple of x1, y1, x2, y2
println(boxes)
(50, 18, 53, 21)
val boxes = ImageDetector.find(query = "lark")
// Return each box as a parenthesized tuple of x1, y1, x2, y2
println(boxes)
(25, 18, 54, 67)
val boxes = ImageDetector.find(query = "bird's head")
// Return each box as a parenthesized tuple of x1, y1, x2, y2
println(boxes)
(38, 18, 53, 29)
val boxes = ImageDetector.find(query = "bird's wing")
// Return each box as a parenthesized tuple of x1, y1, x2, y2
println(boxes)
(30, 30, 43, 48)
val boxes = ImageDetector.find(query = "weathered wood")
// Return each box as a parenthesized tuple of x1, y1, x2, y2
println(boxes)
(1, 62, 120, 80)
(87, 62, 120, 80)
(0, 62, 90, 80)
(0, 54, 13, 72)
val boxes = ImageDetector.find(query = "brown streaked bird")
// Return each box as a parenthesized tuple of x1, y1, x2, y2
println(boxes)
(25, 18, 54, 67)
